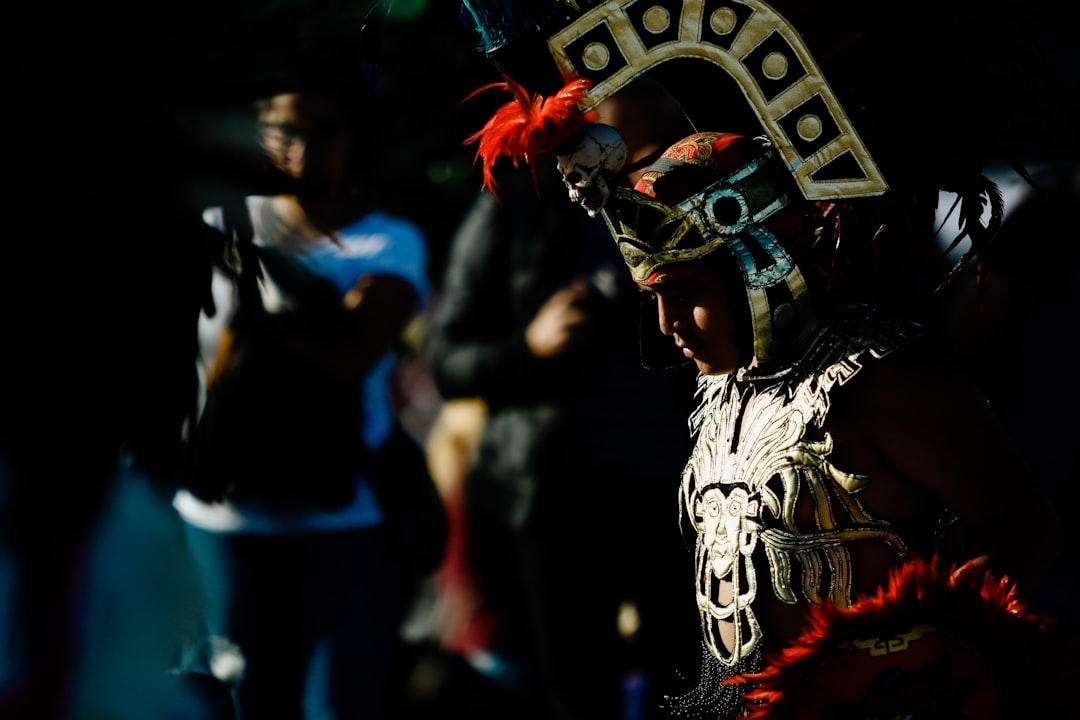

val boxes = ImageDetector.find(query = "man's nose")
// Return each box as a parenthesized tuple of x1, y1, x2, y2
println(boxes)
(283, 135, 306, 164)
(656, 297, 678, 336)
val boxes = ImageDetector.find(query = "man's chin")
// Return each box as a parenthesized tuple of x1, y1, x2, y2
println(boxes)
(697, 358, 738, 376)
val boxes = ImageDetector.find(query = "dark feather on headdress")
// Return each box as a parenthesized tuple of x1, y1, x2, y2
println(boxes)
(934, 176, 1005, 307)
(459, 1, 577, 53)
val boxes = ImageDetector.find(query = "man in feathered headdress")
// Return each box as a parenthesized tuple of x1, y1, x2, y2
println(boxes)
(455, 1, 1078, 716)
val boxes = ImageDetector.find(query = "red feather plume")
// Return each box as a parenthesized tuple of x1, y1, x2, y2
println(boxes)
(730, 555, 1079, 719)
(463, 75, 594, 196)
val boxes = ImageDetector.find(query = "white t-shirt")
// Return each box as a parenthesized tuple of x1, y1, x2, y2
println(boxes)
(174, 198, 429, 534)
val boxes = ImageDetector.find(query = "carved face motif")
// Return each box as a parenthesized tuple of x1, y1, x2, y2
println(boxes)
(555, 123, 627, 217)
(701, 485, 759, 578)
(696, 483, 762, 664)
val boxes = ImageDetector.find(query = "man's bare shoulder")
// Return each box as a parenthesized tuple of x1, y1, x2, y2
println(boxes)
(840, 337, 983, 422)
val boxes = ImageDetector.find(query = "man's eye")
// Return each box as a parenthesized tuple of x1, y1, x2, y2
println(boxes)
(640, 286, 693, 303)
(260, 123, 306, 141)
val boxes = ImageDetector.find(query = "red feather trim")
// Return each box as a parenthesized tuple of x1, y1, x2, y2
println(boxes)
(463, 75, 594, 196)
(730, 555, 1078, 719)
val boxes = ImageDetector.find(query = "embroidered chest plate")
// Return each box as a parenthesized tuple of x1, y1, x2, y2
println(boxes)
(682, 308, 921, 666)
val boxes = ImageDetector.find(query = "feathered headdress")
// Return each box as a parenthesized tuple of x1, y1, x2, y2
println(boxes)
(457, 0, 1079, 314)
(463, 75, 595, 196)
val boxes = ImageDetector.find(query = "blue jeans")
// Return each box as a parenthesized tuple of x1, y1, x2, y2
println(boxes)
(183, 524, 402, 720)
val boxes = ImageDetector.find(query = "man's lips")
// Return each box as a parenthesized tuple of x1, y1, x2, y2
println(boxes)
(676, 340, 700, 359)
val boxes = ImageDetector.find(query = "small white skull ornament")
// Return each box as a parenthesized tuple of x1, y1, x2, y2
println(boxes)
(555, 124, 628, 217)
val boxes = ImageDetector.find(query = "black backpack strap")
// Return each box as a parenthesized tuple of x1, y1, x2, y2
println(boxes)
(219, 197, 263, 313)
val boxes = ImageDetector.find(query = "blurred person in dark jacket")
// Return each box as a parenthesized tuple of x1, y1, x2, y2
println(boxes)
(428, 160, 703, 720)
